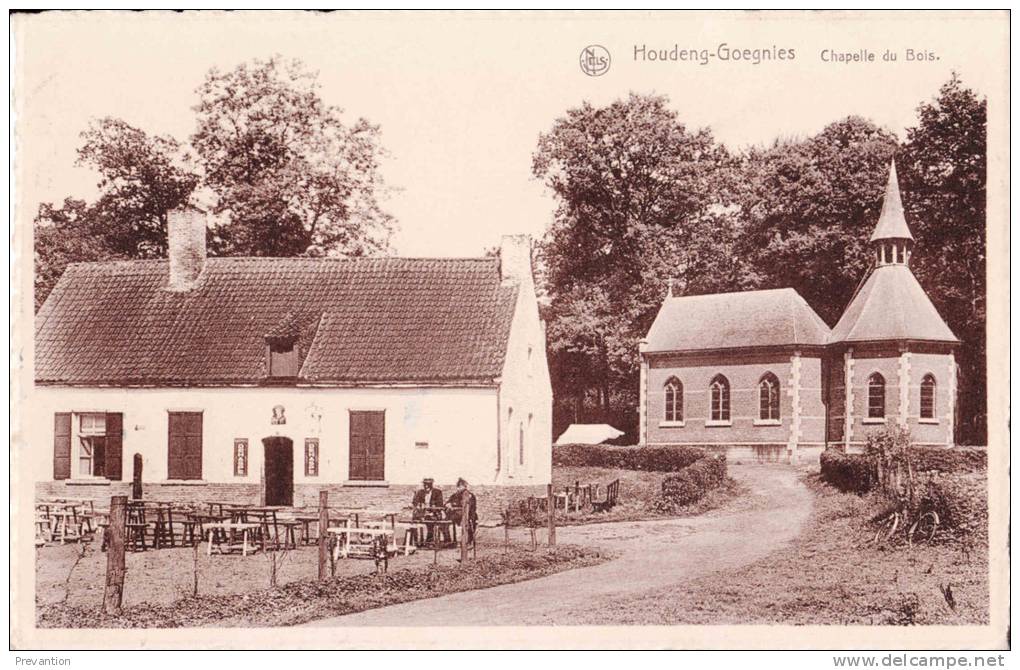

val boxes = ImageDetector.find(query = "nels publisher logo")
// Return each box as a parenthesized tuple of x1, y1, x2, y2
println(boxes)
(580, 45, 611, 76)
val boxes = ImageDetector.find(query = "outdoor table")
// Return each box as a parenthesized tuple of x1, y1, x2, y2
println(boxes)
(291, 512, 354, 544)
(205, 501, 241, 517)
(244, 507, 284, 549)
(48, 509, 81, 543)
(326, 525, 395, 561)
(357, 509, 400, 531)
(205, 521, 262, 556)
(399, 517, 457, 550)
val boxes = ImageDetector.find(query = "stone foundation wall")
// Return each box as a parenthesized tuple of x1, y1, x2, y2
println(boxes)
(641, 443, 824, 466)
(35, 481, 545, 521)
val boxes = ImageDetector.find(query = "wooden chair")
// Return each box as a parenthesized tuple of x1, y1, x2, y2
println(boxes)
(126, 502, 149, 551)
(591, 478, 620, 512)
(151, 503, 176, 548)
(278, 519, 300, 549)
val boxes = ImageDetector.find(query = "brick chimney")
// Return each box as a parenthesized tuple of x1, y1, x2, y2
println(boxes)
(167, 205, 207, 291)
(499, 234, 533, 285)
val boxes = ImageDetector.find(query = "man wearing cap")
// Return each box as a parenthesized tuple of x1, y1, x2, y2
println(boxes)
(412, 477, 444, 544)
(446, 477, 478, 546)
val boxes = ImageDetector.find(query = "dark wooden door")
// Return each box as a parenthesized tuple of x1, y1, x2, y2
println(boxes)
(349, 411, 385, 481)
(263, 437, 294, 506)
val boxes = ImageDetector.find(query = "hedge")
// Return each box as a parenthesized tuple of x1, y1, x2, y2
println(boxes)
(821, 446, 987, 494)
(918, 474, 988, 540)
(657, 454, 728, 508)
(820, 448, 876, 493)
(552, 444, 706, 472)
(912, 447, 987, 473)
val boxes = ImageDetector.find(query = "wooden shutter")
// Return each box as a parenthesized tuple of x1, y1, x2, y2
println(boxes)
(184, 412, 203, 479)
(53, 413, 71, 480)
(349, 411, 384, 481)
(168, 412, 203, 480)
(105, 412, 123, 481)
(168, 412, 184, 479)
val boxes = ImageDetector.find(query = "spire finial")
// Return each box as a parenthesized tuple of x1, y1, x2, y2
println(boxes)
(870, 159, 914, 243)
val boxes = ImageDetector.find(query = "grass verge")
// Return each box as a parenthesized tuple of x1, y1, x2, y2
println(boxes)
(550, 465, 745, 525)
(574, 471, 988, 625)
(37, 545, 609, 628)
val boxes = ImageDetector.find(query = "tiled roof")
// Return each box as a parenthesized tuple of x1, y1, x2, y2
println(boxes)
(35, 257, 519, 385)
(829, 265, 958, 344)
(643, 288, 831, 353)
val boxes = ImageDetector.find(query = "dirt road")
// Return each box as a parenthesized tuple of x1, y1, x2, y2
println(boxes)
(304, 464, 813, 626)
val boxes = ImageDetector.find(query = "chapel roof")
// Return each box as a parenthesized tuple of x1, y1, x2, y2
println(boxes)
(643, 287, 831, 353)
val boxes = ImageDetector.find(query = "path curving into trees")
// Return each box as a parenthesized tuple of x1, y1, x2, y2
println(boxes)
(303, 464, 813, 627)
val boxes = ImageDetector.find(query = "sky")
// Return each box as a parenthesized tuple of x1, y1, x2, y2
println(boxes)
(13, 11, 1007, 257)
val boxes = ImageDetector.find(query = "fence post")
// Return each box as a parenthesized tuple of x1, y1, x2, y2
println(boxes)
(318, 489, 329, 581)
(103, 495, 127, 615)
(459, 503, 469, 563)
(547, 483, 556, 546)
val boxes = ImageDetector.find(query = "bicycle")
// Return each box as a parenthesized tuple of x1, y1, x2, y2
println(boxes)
(870, 495, 939, 547)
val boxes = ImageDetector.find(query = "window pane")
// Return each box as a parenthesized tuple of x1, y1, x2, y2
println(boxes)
(920, 376, 936, 419)
(868, 376, 885, 418)
(80, 413, 106, 434)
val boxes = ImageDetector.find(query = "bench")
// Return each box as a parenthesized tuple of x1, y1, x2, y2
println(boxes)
(591, 478, 620, 512)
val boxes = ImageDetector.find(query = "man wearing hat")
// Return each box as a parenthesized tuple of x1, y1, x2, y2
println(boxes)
(446, 477, 478, 546)
(412, 477, 445, 544)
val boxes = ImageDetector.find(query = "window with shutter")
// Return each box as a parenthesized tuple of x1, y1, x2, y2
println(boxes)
(105, 412, 123, 481)
(53, 413, 72, 480)
(168, 411, 203, 480)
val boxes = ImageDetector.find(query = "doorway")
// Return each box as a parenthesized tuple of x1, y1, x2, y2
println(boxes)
(263, 436, 294, 506)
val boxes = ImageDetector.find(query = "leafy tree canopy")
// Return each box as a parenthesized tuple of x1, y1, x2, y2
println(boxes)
(35, 56, 395, 308)
(192, 56, 393, 257)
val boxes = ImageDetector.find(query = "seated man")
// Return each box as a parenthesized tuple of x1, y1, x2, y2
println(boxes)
(445, 477, 478, 545)
(411, 477, 444, 544)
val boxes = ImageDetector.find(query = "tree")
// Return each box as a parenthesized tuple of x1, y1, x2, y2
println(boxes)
(899, 74, 987, 444)
(34, 198, 122, 309)
(191, 56, 394, 256)
(533, 93, 735, 433)
(735, 116, 899, 325)
(76, 117, 199, 257)
(34, 57, 396, 310)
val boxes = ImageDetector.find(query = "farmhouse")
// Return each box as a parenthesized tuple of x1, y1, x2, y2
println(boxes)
(33, 208, 552, 516)
(639, 162, 959, 462)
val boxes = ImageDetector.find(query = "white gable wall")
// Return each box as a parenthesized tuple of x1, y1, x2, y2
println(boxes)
(495, 266, 553, 487)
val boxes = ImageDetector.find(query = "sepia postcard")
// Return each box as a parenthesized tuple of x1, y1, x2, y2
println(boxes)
(9, 9, 1010, 651)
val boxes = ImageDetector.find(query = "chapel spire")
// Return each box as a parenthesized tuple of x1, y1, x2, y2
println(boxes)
(870, 160, 914, 266)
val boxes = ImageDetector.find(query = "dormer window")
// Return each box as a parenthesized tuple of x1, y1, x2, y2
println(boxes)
(268, 339, 299, 377)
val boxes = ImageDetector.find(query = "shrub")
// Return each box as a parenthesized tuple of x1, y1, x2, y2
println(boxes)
(658, 455, 727, 507)
(501, 498, 542, 527)
(918, 474, 988, 540)
(553, 444, 706, 472)
(820, 427, 986, 494)
(912, 447, 987, 473)
(820, 448, 875, 493)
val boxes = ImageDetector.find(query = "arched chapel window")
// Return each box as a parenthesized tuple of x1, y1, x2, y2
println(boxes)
(664, 377, 683, 422)
(759, 372, 781, 421)
(710, 375, 730, 422)
(868, 373, 886, 419)
(920, 374, 937, 419)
